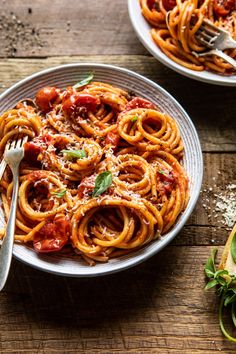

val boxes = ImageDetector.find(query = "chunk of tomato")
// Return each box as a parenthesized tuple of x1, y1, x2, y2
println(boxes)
(24, 134, 54, 164)
(62, 94, 100, 117)
(162, 0, 176, 11)
(24, 141, 42, 163)
(33, 215, 70, 253)
(157, 169, 176, 195)
(213, 0, 235, 16)
(125, 97, 156, 111)
(147, 0, 156, 9)
(105, 131, 120, 149)
(77, 175, 96, 199)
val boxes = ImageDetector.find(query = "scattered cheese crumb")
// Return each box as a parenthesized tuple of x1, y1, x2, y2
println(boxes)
(215, 185, 236, 228)
(202, 181, 236, 228)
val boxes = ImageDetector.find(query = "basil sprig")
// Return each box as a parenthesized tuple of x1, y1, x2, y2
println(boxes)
(204, 245, 236, 342)
(92, 171, 112, 197)
(61, 149, 86, 159)
(73, 72, 94, 89)
(52, 189, 67, 198)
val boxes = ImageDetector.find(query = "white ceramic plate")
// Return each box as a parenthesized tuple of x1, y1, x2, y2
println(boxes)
(128, 0, 236, 86)
(0, 63, 203, 277)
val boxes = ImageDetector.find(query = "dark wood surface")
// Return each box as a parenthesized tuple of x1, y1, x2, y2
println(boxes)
(0, 1, 236, 353)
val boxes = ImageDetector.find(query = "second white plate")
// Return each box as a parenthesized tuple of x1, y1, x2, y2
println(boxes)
(127, 0, 236, 86)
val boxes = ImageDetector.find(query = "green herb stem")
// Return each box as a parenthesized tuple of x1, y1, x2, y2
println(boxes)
(219, 296, 236, 342)
(232, 302, 236, 327)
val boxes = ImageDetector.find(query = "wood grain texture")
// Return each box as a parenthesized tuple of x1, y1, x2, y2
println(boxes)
(0, 57, 235, 153)
(0, 0, 146, 57)
(0, 0, 236, 352)
(1, 247, 236, 353)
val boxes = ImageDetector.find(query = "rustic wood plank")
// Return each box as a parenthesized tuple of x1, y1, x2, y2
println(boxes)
(0, 246, 236, 353)
(0, 0, 235, 351)
(174, 151, 236, 246)
(0, 0, 146, 57)
(0, 56, 235, 153)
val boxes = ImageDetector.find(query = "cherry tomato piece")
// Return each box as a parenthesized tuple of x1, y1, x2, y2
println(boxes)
(158, 169, 175, 184)
(147, 0, 156, 9)
(24, 141, 42, 163)
(162, 0, 176, 11)
(213, 0, 235, 16)
(125, 97, 156, 111)
(157, 169, 177, 195)
(105, 131, 120, 149)
(213, 0, 236, 17)
(62, 94, 100, 117)
(62, 86, 77, 102)
(33, 215, 70, 253)
(24, 134, 54, 164)
(35, 86, 60, 113)
(78, 175, 96, 199)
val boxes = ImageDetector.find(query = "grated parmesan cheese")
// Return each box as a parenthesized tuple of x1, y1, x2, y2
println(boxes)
(202, 182, 236, 228)
(215, 184, 236, 228)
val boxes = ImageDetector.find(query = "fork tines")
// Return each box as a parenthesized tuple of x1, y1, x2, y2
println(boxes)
(202, 19, 221, 33)
(196, 30, 217, 47)
(6, 136, 28, 151)
(200, 22, 220, 37)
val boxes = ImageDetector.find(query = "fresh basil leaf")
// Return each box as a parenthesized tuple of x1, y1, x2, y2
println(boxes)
(131, 115, 138, 122)
(217, 277, 228, 287)
(73, 72, 94, 89)
(158, 170, 165, 175)
(231, 232, 236, 263)
(205, 279, 218, 290)
(205, 269, 215, 278)
(214, 270, 229, 279)
(219, 296, 236, 342)
(204, 248, 217, 278)
(61, 149, 86, 159)
(92, 171, 112, 197)
(52, 189, 67, 198)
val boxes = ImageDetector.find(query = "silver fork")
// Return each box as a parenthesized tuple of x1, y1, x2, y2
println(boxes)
(0, 141, 11, 181)
(193, 19, 236, 69)
(0, 136, 28, 291)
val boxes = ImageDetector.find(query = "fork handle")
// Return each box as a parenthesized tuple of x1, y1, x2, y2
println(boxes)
(0, 159, 7, 181)
(0, 166, 19, 291)
(213, 49, 236, 69)
(223, 38, 236, 50)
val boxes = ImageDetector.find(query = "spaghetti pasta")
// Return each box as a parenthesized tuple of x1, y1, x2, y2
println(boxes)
(0, 78, 189, 264)
(140, 0, 236, 73)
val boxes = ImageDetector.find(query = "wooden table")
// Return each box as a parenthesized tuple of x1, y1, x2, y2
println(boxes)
(0, 1, 235, 353)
